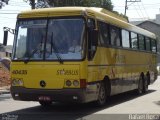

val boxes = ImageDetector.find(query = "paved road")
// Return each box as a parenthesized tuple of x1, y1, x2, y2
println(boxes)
(0, 77, 160, 120)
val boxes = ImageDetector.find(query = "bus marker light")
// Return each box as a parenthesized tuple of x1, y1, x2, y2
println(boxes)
(73, 80, 79, 87)
(80, 79, 86, 88)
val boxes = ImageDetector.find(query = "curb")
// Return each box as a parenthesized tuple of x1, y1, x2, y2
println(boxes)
(0, 90, 10, 95)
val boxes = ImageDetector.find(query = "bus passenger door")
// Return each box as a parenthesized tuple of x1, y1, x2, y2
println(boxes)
(87, 18, 98, 61)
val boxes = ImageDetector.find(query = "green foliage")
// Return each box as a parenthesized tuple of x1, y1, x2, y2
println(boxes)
(35, 0, 128, 21)
(112, 11, 129, 21)
(47, 0, 113, 11)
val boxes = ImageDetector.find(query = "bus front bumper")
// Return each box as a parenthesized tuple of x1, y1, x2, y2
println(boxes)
(10, 86, 88, 103)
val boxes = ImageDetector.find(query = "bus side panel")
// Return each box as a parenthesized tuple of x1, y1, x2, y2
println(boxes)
(88, 47, 157, 96)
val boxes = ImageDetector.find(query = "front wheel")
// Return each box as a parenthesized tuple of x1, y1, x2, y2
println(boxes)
(96, 82, 106, 106)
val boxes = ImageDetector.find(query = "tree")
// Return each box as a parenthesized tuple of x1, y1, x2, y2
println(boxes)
(47, 0, 113, 11)
(28, 0, 113, 11)
(35, 0, 50, 9)
(0, 0, 9, 9)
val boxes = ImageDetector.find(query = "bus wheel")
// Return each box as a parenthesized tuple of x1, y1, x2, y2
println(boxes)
(96, 82, 106, 106)
(39, 101, 52, 106)
(143, 75, 148, 93)
(137, 76, 143, 94)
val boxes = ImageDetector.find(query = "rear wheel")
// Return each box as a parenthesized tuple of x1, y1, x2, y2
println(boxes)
(96, 82, 106, 106)
(39, 101, 52, 106)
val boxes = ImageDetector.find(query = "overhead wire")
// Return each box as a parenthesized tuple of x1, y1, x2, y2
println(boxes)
(114, 3, 160, 7)
(0, 10, 20, 11)
(136, 2, 146, 20)
(9, 0, 30, 4)
(140, 1, 150, 19)
(4, 0, 30, 7)
(0, 13, 19, 14)
(114, 2, 160, 12)
(133, 4, 143, 20)
(115, 7, 160, 10)
(113, 1, 156, 20)
(0, 17, 16, 20)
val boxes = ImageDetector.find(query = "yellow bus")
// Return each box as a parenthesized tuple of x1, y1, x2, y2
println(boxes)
(10, 7, 157, 106)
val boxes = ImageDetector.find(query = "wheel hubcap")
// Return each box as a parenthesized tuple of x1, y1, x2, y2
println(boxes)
(99, 85, 106, 104)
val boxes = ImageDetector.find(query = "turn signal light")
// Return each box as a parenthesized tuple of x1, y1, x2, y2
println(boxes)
(66, 80, 72, 87)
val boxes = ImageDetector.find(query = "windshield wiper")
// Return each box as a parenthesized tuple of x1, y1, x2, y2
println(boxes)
(24, 43, 43, 64)
(24, 33, 63, 64)
(51, 32, 63, 64)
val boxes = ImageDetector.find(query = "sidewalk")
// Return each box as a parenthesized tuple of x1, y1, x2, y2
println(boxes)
(0, 86, 10, 95)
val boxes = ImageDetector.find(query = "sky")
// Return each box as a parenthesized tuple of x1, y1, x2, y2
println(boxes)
(113, 0, 160, 21)
(0, 0, 160, 45)
(0, 0, 30, 45)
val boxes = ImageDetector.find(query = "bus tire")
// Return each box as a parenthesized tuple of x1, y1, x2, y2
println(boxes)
(137, 75, 143, 95)
(96, 82, 106, 106)
(104, 77, 111, 101)
(143, 75, 148, 93)
(39, 101, 52, 106)
(147, 72, 150, 85)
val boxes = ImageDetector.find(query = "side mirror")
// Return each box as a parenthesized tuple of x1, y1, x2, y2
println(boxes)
(3, 31, 8, 46)
(3, 27, 15, 46)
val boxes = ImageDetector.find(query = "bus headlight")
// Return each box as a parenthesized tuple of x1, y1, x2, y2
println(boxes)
(66, 80, 72, 87)
(65, 80, 80, 87)
(12, 78, 23, 86)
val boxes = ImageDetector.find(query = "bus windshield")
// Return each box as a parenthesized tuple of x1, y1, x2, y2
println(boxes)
(13, 18, 85, 61)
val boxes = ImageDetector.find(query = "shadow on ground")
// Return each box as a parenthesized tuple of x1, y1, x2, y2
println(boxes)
(0, 90, 156, 120)
(154, 101, 160, 106)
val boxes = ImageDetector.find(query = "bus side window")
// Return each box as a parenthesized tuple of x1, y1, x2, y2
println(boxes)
(146, 37, 151, 51)
(87, 18, 95, 29)
(131, 32, 138, 49)
(151, 39, 157, 52)
(98, 21, 109, 46)
(122, 29, 130, 48)
(110, 25, 121, 47)
(138, 34, 145, 50)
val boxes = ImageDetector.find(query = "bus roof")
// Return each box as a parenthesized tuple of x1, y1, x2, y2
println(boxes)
(18, 7, 157, 39)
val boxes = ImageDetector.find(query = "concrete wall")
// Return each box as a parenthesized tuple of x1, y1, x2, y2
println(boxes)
(155, 14, 160, 24)
(0, 52, 6, 58)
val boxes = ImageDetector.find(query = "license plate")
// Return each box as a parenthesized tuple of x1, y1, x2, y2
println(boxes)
(38, 96, 51, 101)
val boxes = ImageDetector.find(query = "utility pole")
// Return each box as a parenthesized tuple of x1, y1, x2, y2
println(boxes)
(125, 0, 141, 15)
